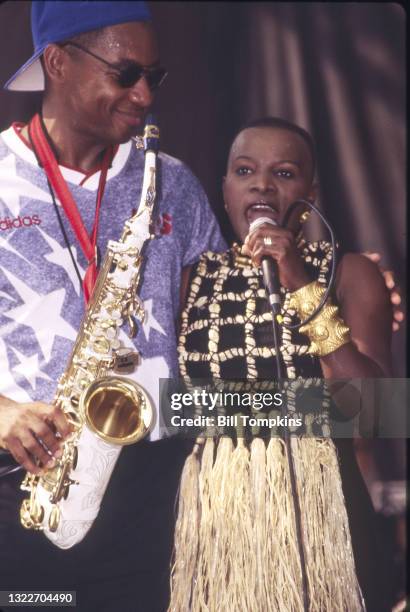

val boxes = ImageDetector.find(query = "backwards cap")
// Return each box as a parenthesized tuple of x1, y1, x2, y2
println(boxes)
(4, 1, 151, 91)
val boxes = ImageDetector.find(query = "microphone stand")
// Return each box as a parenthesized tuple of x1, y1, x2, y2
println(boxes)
(250, 214, 310, 610)
(267, 199, 338, 611)
(267, 299, 310, 612)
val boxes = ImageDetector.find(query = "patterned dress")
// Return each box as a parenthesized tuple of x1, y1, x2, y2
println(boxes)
(170, 241, 366, 612)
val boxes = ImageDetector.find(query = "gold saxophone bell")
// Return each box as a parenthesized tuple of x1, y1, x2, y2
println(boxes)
(80, 376, 154, 446)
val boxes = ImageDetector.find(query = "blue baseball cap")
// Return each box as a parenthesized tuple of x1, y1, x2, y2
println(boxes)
(4, 1, 151, 91)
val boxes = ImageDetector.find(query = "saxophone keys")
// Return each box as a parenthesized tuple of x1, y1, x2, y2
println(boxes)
(132, 254, 142, 268)
(92, 337, 111, 353)
(48, 505, 60, 533)
(105, 327, 117, 340)
(65, 410, 82, 430)
(133, 295, 146, 323)
(20, 499, 32, 528)
(71, 446, 78, 471)
(70, 395, 80, 408)
(22, 498, 44, 528)
(29, 500, 44, 529)
(127, 315, 138, 338)
(20, 474, 36, 491)
(113, 348, 140, 374)
(111, 338, 121, 351)
(98, 318, 116, 330)
(117, 259, 128, 272)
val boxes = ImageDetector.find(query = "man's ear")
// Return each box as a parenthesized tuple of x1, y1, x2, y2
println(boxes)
(42, 44, 68, 84)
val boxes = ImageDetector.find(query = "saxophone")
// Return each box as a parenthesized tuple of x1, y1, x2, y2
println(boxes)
(19, 116, 160, 549)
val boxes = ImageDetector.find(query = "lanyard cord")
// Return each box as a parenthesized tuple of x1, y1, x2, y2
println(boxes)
(27, 129, 84, 291)
(27, 122, 84, 292)
(27, 114, 112, 302)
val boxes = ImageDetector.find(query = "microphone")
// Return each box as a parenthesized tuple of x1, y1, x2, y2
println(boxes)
(249, 217, 282, 315)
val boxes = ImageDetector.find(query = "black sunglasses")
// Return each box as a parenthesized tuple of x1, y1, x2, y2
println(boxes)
(61, 41, 168, 91)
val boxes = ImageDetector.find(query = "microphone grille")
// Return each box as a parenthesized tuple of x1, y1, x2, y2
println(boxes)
(249, 217, 277, 233)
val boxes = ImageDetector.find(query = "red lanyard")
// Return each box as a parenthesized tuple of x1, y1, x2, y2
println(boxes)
(28, 113, 113, 303)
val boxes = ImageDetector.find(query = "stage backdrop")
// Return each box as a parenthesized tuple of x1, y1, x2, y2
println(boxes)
(0, 1, 405, 374)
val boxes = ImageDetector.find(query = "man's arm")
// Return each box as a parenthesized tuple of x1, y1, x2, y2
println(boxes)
(0, 394, 72, 474)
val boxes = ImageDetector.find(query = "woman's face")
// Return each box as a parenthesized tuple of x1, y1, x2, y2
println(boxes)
(223, 127, 317, 242)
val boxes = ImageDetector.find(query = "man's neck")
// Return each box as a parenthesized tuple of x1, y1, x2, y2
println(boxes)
(22, 110, 108, 173)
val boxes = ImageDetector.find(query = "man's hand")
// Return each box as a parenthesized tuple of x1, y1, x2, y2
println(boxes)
(0, 396, 73, 474)
(242, 224, 310, 291)
(363, 252, 404, 332)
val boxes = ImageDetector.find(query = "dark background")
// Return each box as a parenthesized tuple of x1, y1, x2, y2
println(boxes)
(0, 1, 406, 374)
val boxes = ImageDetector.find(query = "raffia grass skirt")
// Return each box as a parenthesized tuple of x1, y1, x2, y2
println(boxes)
(169, 436, 365, 612)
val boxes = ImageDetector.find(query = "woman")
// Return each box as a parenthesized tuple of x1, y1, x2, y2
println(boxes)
(170, 117, 392, 611)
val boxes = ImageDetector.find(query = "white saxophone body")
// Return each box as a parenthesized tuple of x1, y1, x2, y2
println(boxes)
(19, 118, 160, 549)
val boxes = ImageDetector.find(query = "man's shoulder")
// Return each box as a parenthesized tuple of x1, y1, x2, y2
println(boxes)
(126, 145, 198, 186)
(156, 151, 207, 201)
(157, 150, 197, 182)
(158, 150, 184, 168)
(0, 126, 15, 157)
(0, 125, 34, 168)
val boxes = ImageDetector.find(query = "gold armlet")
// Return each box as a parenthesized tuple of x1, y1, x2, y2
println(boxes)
(289, 281, 351, 357)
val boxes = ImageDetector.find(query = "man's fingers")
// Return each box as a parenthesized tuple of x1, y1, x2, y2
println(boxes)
(363, 251, 381, 263)
(49, 405, 74, 439)
(390, 291, 401, 306)
(23, 430, 55, 468)
(29, 419, 62, 457)
(8, 438, 41, 474)
(34, 403, 73, 440)
(394, 311, 404, 322)
(383, 270, 395, 290)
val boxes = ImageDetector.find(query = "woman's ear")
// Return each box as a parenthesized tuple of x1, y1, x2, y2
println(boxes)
(307, 182, 318, 204)
(222, 176, 228, 211)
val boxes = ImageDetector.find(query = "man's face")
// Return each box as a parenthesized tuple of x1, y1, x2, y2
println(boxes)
(223, 127, 316, 242)
(57, 22, 160, 145)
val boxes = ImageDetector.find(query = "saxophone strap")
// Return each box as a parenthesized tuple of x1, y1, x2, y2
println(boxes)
(28, 113, 114, 303)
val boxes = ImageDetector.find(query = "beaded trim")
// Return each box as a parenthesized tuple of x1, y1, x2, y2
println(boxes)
(178, 241, 334, 435)
(179, 241, 332, 378)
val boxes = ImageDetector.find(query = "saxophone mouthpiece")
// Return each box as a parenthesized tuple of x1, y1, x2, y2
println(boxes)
(143, 114, 160, 153)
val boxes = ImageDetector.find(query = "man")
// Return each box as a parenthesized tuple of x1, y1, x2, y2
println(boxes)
(0, 2, 225, 611)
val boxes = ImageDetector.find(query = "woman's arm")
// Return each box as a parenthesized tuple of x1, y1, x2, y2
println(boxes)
(319, 253, 392, 378)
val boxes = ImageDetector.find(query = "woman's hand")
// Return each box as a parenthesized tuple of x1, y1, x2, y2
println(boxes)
(242, 223, 310, 291)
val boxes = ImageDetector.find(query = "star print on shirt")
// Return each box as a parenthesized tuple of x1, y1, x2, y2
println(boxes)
(11, 346, 52, 390)
(0, 153, 52, 216)
(141, 299, 166, 341)
(0, 336, 31, 402)
(1, 268, 77, 362)
(0, 236, 34, 267)
(38, 228, 86, 296)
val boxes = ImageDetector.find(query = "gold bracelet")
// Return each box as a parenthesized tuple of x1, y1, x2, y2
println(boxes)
(289, 281, 351, 357)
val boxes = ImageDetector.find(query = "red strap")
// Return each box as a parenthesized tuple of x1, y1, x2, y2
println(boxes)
(29, 114, 113, 303)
